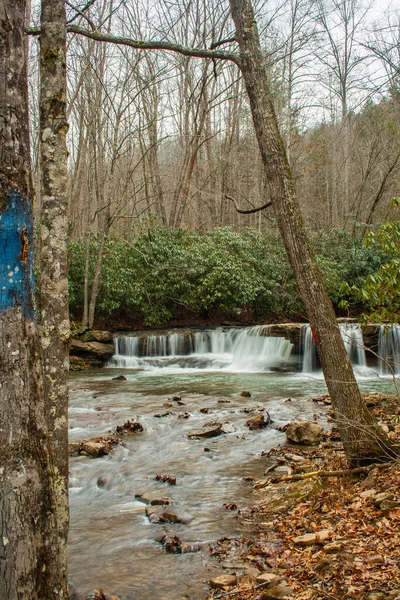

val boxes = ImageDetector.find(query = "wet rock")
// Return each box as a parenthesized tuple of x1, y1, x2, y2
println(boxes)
(80, 441, 111, 458)
(245, 414, 269, 430)
(241, 391, 251, 398)
(135, 490, 173, 505)
(154, 412, 173, 418)
(293, 529, 332, 546)
(155, 474, 177, 485)
(187, 424, 224, 438)
(146, 506, 184, 524)
(170, 396, 182, 402)
(223, 503, 238, 510)
(68, 441, 82, 456)
(159, 535, 201, 554)
(97, 477, 107, 488)
(270, 364, 296, 373)
(217, 399, 231, 403)
(163, 402, 173, 408)
(285, 420, 323, 446)
(112, 375, 127, 381)
(200, 407, 211, 414)
(116, 420, 144, 434)
(69, 436, 122, 458)
(209, 575, 237, 589)
(177, 412, 190, 419)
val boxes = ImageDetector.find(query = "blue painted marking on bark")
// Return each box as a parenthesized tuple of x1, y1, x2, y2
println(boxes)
(0, 191, 35, 319)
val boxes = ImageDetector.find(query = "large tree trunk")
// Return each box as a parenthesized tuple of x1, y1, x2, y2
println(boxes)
(229, 0, 395, 466)
(0, 2, 67, 598)
(39, 0, 69, 596)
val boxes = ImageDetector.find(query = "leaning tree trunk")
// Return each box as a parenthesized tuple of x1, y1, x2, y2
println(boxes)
(229, 0, 395, 466)
(0, 2, 67, 598)
(39, 0, 70, 596)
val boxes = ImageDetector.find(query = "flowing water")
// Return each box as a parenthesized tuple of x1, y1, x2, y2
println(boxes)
(69, 326, 399, 600)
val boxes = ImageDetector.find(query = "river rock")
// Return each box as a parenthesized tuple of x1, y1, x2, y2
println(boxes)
(135, 490, 173, 505)
(245, 414, 268, 430)
(285, 420, 323, 445)
(241, 391, 251, 398)
(293, 529, 332, 546)
(69, 436, 122, 458)
(155, 474, 177, 485)
(112, 375, 127, 381)
(116, 420, 144, 434)
(209, 575, 237, 589)
(145, 506, 184, 524)
(159, 535, 201, 554)
(187, 424, 224, 438)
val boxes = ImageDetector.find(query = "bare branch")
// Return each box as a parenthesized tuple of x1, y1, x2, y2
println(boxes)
(66, 0, 96, 29)
(27, 25, 240, 65)
(210, 36, 237, 49)
(225, 194, 272, 214)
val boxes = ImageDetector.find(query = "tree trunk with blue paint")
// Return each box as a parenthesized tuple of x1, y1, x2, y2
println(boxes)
(0, 1, 67, 598)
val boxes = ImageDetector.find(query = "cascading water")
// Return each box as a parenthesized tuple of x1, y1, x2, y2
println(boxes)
(301, 325, 318, 373)
(339, 323, 367, 367)
(301, 323, 367, 373)
(111, 326, 294, 373)
(378, 325, 400, 376)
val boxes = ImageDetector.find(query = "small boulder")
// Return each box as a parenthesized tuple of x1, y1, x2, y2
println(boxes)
(187, 425, 224, 438)
(285, 420, 323, 446)
(245, 414, 268, 430)
(209, 575, 237, 590)
(293, 529, 332, 546)
(112, 375, 127, 381)
(155, 474, 176, 485)
(135, 490, 173, 505)
(372, 492, 396, 510)
(240, 391, 251, 398)
(116, 420, 144, 434)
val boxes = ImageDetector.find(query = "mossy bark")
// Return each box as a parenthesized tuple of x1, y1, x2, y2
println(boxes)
(0, 2, 67, 598)
(39, 0, 70, 596)
(229, 0, 395, 466)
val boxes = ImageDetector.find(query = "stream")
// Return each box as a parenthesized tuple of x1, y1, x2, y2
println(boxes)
(68, 326, 399, 600)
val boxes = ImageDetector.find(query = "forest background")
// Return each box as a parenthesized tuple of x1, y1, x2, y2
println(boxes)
(29, 0, 400, 328)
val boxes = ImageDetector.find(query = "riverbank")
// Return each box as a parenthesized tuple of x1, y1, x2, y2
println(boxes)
(204, 393, 400, 600)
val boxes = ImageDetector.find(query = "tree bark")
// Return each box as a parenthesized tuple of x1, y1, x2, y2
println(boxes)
(39, 1, 69, 596)
(229, 0, 395, 466)
(0, 1, 67, 597)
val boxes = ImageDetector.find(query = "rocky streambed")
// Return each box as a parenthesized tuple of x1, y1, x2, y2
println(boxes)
(68, 367, 399, 600)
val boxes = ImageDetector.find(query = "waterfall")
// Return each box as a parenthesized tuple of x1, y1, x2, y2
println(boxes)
(301, 325, 318, 373)
(339, 323, 366, 367)
(110, 326, 294, 373)
(301, 323, 367, 372)
(378, 325, 400, 376)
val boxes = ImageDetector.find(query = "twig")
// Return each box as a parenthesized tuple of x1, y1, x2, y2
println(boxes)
(212, 580, 272, 599)
(254, 461, 395, 488)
